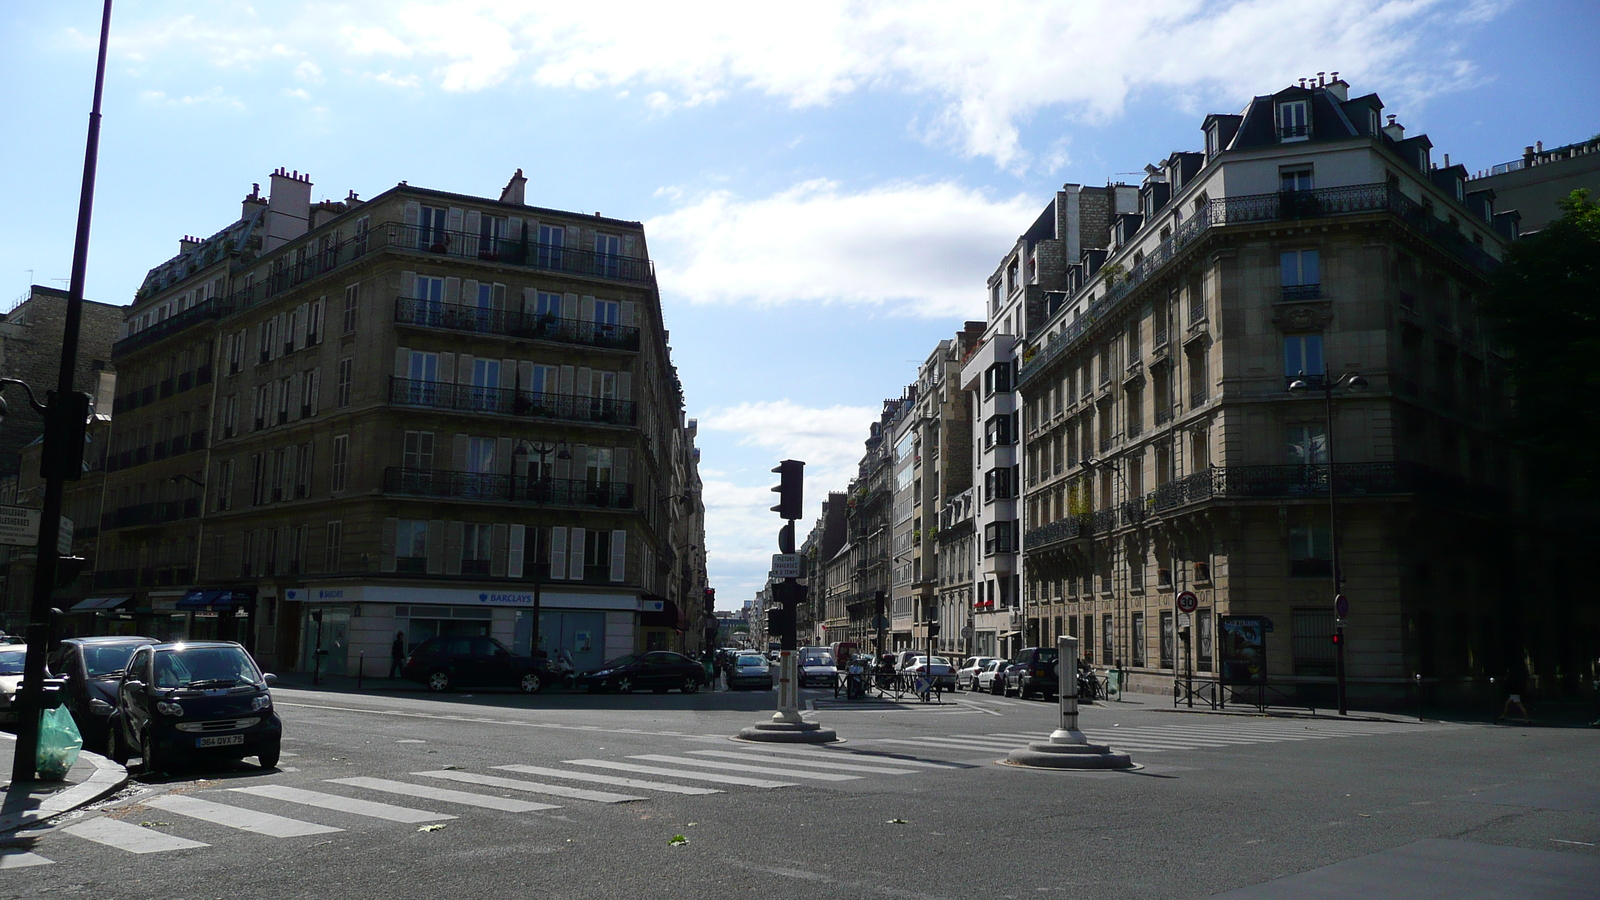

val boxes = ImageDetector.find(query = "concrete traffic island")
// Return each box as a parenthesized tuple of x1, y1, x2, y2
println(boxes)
(737, 651, 838, 744)
(1006, 636, 1133, 770)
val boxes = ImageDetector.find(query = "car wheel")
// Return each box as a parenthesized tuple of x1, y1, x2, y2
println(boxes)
(140, 729, 162, 775)
(614, 676, 634, 694)
(257, 743, 281, 769)
(681, 676, 700, 694)
(106, 718, 128, 764)
(426, 670, 451, 692)
(519, 672, 543, 694)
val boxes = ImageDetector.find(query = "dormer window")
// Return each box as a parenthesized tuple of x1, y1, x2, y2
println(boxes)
(1369, 109, 1381, 135)
(1206, 123, 1221, 157)
(1277, 100, 1310, 141)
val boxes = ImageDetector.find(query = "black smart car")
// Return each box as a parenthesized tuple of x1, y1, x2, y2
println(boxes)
(400, 635, 558, 693)
(47, 635, 158, 751)
(108, 641, 281, 772)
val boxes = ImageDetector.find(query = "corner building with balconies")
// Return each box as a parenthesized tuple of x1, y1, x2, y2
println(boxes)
(93, 168, 706, 675)
(1017, 76, 1520, 704)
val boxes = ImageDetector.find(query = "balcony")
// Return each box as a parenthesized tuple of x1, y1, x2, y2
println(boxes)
(1281, 283, 1323, 302)
(101, 498, 200, 531)
(1022, 515, 1091, 550)
(392, 223, 655, 285)
(1191, 388, 1209, 407)
(1155, 407, 1173, 425)
(1145, 462, 1454, 514)
(383, 467, 634, 510)
(389, 377, 637, 426)
(394, 296, 640, 352)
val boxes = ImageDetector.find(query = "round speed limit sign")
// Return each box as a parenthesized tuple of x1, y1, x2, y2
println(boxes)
(1176, 590, 1199, 614)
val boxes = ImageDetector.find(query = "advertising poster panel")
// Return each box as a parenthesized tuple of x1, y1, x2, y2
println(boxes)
(1218, 615, 1268, 686)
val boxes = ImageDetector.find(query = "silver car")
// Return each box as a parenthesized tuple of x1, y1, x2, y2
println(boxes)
(0, 643, 27, 724)
(726, 655, 773, 691)
(974, 659, 1008, 694)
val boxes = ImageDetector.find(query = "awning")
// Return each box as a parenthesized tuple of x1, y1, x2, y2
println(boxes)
(639, 595, 683, 630)
(69, 596, 134, 613)
(178, 589, 256, 612)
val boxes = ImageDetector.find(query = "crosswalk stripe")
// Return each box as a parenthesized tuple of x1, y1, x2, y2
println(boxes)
(872, 738, 1021, 753)
(328, 777, 563, 812)
(729, 745, 969, 768)
(493, 765, 722, 796)
(983, 730, 1239, 748)
(62, 818, 209, 853)
(417, 770, 645, 804)
(0, 850, 53, 868)
(229, 785, 454, 824)
(567, 759, 795, 788)
(146, 794, 343, 837)
(627, 755, 860, 782)
(687, 750, 920, 775)
(1130, 725, 1330, 739)
(1102, 729, 1300, 743)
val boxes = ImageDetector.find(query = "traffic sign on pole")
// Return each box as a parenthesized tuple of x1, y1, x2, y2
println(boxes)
(770, 553, 801, 579)
(1334, 593, 1349, 619)
(1176, 590, 1199, 614)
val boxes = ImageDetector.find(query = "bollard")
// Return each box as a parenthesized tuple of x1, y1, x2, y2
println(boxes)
(1006, 636, 1133, 769)
(358, 651, 365, 690)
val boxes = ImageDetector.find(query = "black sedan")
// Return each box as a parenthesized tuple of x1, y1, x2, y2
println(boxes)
(575, 651, 709, 694)
(47, 635, 158, 751)
(108, 641, 281, 772)
(401, 635, 558, 693)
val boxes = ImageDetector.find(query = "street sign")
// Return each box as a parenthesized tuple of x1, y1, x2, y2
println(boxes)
(1178, 612, 1192, 629)
(1176, 590, 1199, 614)
(770, 553, 801, 579)
(0, 505, 72, 554)
(1334, 593, 1349, 619)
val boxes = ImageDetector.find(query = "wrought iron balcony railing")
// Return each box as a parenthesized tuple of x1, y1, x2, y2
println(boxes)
(394, 296, 640, 352)
(388, 377, 637, 426)
(391, 223, 654, 285)
(383, 467, 634, 509)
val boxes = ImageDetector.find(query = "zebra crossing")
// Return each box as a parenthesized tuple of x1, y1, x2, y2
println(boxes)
(861, 719, 1427, 758)
(3, 744, 957, 866)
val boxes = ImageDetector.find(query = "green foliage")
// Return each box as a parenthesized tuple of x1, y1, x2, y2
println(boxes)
(1484, 189, 1600, 498)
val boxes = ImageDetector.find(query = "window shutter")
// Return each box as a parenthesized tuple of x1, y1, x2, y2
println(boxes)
(289, 372, 304, 421)
(463, 279, 479, 304)
(446, 207, 464, 234)
(508, 524, 526, 578)
(444, 277, 461, 304)
(623, 235, 636, 257)
(565, 225, 579, 249)
(444, 521, 462, 575)
(464, 210, 481, 238)
(438, 352, 455, 384)
(549, 527, 567, 580)
(568, 528, 585, 580)
(403, 202, 420, 247)
(311, 297, 325, 343)
(499, 359, 516, 391)
(506, 217, 522, 240)
(452, 434, 469, 470)
(580, 295, 595, 322)
(559, 365, 575, 395)
(571, 444, 588, 478)
(553, 449, 571, 481)
(496, 437, 514, 473)
(457, 354, 475, 385)
(613, 448, 630, 483)
(381, 518, 397, 573)
(610, 530, 626, 582)
(491, 523, 509, 576)
(308, 367, 320, 414)
(563, 292, 579, 319)
(395, 347, 410, 378)
(518, 361, 534, 391)
(402, 271, 416, 299)
(617, 371, 631, 401)
(492, 283, 507, 310)
(294, 303, 309, 350)
(522, 287, 537, 314)
(576, 368, 592, 396)
(621, 301, 636, 328)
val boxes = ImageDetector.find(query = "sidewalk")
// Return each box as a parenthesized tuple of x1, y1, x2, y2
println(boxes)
(1102, 689, 1427, 724)
(0, 733, 129, 836)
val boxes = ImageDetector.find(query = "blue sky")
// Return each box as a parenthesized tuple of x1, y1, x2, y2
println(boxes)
(1, 1, 1593, 608)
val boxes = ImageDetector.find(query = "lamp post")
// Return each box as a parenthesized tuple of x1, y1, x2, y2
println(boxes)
(1288, 367, 1368, 716)
(513, 439, 570, 659)
(8, 0, 112, 784)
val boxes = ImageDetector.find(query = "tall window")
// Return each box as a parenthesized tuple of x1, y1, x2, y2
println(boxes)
(1103, 615, 1114, 667)
(216, 460, 233, 511)
(415, 276, 445, 320)
(1286, 425, 1328, 465)
(536, 224, 564, 268)
(336, 358, 353, 408)
(403, 431, 434, 470)
(1280, 249, 1321, 299)
(306, 297, 325, 345)
(462, 523, 493, 575)
(1289, 522, 1333, 576)
(325, 521, 343, 572)
(296, 442, 314, 498)
(595, 234, 621, 278)
(396, 520, 428, 573)
(1284, 334, 1324, 383)
(534, 291, 562, 318)
(478, 214, 505, 257)
(407, 352, 439, 404)
(418, 206, 449, 250)
(1277, 100, 1309, 140)
(1131, 613, 1146, 666)
(1198, 610, 1213, 670)
(1159, 611, 1175, 669)
(1279, 166, 1314, 193)
(342, 283, 359, 334)
(470, 359, 500, 411)
(467, 437, 497, 474)
(331, 434, 349, 492)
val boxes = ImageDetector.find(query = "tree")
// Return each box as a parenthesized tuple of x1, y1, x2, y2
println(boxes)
(1485, 189, 1600, 498)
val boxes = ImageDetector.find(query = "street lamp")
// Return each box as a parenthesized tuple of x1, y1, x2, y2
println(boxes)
(511, 439, 570, 659)
(1288, 368, 1368, 716)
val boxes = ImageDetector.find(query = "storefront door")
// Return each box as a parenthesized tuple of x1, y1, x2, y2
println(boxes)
(515, 610, 606, 673)
(301, 607, 351, 675)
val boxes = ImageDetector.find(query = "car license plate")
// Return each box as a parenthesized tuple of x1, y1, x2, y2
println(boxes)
(197, 734, 245, 748)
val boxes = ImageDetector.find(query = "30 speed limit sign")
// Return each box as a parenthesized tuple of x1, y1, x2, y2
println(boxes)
(1176, 590, 1199, 614)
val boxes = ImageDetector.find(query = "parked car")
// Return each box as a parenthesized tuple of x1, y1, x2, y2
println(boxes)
(725, 654, 773, 691)
(903, 656, 958, 691)
(575, 651, 710, 694)
(107, 641, 281, 772)
(47, 636, 158, 749)
(956, 656, 1001, 691)
(1004, 646, 1061, 699)
(797, 651, 836, 688)
(0, 643, 27, 724)
(975, 659, 1009, 694)
(401, 635, 558, 693)
(893, 650, 923, 673)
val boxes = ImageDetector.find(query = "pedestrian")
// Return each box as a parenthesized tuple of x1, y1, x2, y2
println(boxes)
(389, 631, 406, 679)
(1495, 659, 1530, 725)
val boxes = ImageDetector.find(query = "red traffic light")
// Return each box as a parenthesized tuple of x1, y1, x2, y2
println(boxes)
(1330, 631, 1343, 646)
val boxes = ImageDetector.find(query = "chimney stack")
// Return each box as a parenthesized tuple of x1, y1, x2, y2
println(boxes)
(1325, 72, 1348, 101)
(179, 235, 201, 254)
(264, 167, 313, 252)
(1382, 115, 1405, 142)
(241, 182, 265, 220)
(499, 168, 527, 206)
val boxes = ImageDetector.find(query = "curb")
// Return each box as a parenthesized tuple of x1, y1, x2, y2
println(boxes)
(0, 750, 130, 835)
(1156, 705, 1415, 724)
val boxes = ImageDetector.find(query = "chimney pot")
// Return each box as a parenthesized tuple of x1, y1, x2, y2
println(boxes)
(1318, 72, 1326, 86)
(1535, 140, 1543, 153)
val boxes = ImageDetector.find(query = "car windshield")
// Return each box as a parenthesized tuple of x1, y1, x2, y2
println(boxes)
(153, 646, 260, 689)
(736, 656, 765, 667)
(801, 655, 831, 667)
(83, 644, 145, 677)
(0, 649, 24, 675)
(1036, 648, 1060, 663)
(929, 657, 951, 666)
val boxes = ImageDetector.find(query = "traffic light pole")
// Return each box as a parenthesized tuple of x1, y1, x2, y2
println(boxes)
(9, 0, 112, 784)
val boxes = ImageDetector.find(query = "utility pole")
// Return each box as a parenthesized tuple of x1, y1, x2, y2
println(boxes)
(9, 0, 112, 784)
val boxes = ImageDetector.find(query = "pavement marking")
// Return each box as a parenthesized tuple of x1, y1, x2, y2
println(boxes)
(61, 818, 210, 854)
(327, 777, 563, 812)
(146, 794, 344, 837)
(628, 754, 860, 782)
(873, 737, 1028, 753)
(493, 765, 723, 796)
(567, 759, 796, 789)
(396, 739, 426, 744)
(687, 750, 921, 775)
(0, 850, 53, 868)
(229, 785, 455, 823)
(416, 770, 646, 803)
(952, 700, 1005, 716)
(731, 745, 972, 768)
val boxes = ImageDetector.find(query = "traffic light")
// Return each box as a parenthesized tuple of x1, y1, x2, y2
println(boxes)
(770, 459, 804, 520)
(928, 622, 941, 638)
(703, 587, 716, 616)
(1330, 631, 1343, 646)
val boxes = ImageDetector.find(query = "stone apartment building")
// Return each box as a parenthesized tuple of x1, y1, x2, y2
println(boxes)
(1016, 75, 1517, 701)
(84, 168, 707, 673)
(1468, 135, 1600, 233)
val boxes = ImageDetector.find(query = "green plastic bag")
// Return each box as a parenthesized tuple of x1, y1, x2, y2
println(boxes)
(36, 705, 83, 781)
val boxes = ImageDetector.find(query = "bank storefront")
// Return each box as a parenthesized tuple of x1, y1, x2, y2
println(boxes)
(281, 584, 647, 677)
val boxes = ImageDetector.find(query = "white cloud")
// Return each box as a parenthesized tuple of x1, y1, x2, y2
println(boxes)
(699, 399, 878, 483)
(100, 0, 1496, 169)
(647, 179, 1039, 318)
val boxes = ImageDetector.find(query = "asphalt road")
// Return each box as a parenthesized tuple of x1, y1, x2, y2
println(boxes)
(4, 680, 1597, 900)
